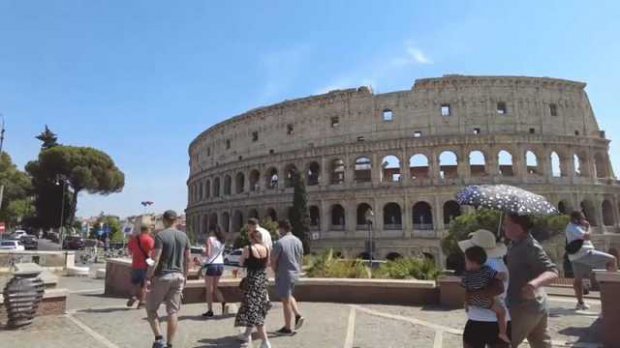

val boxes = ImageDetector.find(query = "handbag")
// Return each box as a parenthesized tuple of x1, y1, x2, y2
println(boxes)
(565, 238, 584, 254)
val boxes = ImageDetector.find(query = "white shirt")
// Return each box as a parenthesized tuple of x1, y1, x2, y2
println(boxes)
(467, 257, 511, 322)
(565, 222, 595, 261)
(207, 236, 225, 265)
(257, 226, 273, 250)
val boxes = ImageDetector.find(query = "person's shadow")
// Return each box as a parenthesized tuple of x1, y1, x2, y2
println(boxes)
(194, 335, 239, 348)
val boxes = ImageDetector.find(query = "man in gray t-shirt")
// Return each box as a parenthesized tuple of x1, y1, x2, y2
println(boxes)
(145, 210, 190, 348)
(271, 220, 305, 334)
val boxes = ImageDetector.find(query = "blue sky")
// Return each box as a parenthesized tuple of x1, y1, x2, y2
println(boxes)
(1, 1, 620, 218)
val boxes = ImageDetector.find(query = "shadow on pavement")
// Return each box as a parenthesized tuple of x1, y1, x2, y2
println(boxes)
(557, 317, 602, 343)
(78, 307, 133, 314)
(194, 335, 241, 348)
(178, 314, 236, 321)
(549, 307, 600, 318)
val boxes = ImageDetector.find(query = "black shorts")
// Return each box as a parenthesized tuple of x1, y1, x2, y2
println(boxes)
(205, 264, 224, 277)
(463, 320, 512, 348)
(131, 269, 148, 286)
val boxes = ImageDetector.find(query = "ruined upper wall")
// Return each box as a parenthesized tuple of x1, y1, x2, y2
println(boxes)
(189, 75, 602, 174)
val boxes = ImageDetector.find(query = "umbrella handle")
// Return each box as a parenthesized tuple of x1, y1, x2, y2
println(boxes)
(497, 211, 504, 240)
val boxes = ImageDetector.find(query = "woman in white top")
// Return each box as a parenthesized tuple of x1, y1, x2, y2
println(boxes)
(202, 225, 226, 318)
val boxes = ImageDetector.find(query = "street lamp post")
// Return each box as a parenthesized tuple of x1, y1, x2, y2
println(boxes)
(0, 114, 6, 210)
(56, 175, 68, 250)
(365, 208, 374, 266)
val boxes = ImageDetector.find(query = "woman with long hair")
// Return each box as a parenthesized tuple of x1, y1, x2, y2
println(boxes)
(202, 225, 226, 317)
(235, 229, 271, 348)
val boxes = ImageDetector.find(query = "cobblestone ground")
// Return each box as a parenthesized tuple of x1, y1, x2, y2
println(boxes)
(0, 275, 604, 348)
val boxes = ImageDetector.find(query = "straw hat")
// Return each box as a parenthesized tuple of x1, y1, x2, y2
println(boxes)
(458, 229, 507, 258)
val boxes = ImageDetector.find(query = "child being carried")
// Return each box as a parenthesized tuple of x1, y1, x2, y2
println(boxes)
(461, 246, 510, 344)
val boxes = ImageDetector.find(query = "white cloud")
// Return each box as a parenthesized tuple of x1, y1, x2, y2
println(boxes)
(407, 46, 433, 65)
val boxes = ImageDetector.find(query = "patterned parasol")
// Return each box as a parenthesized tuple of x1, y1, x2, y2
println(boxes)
(455, 184, 558, 216)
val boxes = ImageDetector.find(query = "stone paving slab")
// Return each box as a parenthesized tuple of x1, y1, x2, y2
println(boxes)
(354, 310, 436, 348)
(0, 316, 108, 348)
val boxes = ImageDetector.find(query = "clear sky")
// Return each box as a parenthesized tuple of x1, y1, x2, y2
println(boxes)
(1, 1, 620, 218)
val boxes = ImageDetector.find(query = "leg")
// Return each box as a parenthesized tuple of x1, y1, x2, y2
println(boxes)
(164, 274, 185, 346)
(282, 297, 293, 330)
(290, 296, 301, 317)
(509, 306, 536, 348)
(205, 276, 214, 311)
(526, 313, 552, 348)
(606, 255, 618, 271)
(257, 324, 270, 346)
(573, 275, 584, 304)
(490, 302, 509, 344)
(212, 276, 224, 303)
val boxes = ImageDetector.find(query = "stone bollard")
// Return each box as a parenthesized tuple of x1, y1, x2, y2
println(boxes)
(594, 270, 620, 348)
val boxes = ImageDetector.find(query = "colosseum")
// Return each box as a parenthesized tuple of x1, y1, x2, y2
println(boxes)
(186, 75, 620, 265)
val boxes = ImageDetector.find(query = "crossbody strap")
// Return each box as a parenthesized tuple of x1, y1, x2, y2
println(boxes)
(136, 236, 150, 260)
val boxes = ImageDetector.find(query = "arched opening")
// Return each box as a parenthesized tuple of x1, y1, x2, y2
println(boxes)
(205, 179, 211, 198)
(309, 206, 320, 229)
(208, 213, 218, 230)
(223, 175, 232, 195)
(595, 153, 609, 178)
(526, 151, 540, 175)
(265, 208, 277, 222)
(602, 200, 615, 226)
(331, 204, 346, 230)
(381, 155, 401, 182)
(356, 203, 373, 228)
(330, 159, 345, 184)
(213, 177, 221, 197)
(386, 252, 403, 261)
(558, 200, 570, 215)
(235, 172, 245, 194)
(248, 209, 259, 219)
(423, 253, 435, 262)
(202, 215, 209, 235)
(412, 202, 433, 230)
(307, 162, 320, 186)
(222, 212, 230, 232)
(580, 200, 598, 227)
(551, 152, 562, 177)
(573, 154, 582, 176)
(354, 157, 372, 183)
(249, 170, 260, 191)
(266, 167, 278, 189)
(232, 211, 243, 232)
(469, 151, 486, 177)
(284, 164, 298, 188)
(383, 203, 402, 230)
(198, 182, 204, 200)
(443, 200, 461, 225)
(409, 154, 429, 180)
(439, 151, 458, 179)
(498, 150, 514, 176)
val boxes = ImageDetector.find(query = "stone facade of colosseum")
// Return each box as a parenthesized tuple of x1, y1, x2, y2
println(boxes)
(185, 75, 620, 264)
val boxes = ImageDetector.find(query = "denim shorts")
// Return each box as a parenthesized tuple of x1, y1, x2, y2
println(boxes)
(205, 264, 224, 277)
(131, 269, 148, 286)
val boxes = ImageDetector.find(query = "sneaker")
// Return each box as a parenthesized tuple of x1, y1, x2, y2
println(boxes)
(152, 339, 166, 348)
(201, 310, 214, 318)
(260, 341, 272, 348)
(126, 297, 137, 307)
(276, 327, 294, 335)
(237, 333, 251, 342)
(136, 302, 145, 310)
(295, 315, 305, 330)
(576, 302, 591, 310)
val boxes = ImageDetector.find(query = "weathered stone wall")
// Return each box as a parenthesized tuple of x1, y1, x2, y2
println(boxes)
(186, 75, 620, 263)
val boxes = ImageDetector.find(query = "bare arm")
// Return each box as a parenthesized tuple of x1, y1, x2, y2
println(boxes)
(183, 248, 190, 279)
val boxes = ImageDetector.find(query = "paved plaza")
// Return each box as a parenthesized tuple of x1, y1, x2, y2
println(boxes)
(0, 275, 604, 348)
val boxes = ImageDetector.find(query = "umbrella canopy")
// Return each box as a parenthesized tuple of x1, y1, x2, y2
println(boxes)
(456, 184, 558, 216)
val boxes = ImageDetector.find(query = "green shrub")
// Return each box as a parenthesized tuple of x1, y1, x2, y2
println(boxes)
(373, 258, 439, 280)
(306, 249, 371, 278)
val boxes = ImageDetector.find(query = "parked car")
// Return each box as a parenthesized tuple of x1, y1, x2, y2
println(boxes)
(63, 236, 85, 250)
(21, 235, 38, 250)
(10, 230, 28, 240)
(0, 240, 25, 251)
(224, 248, 243, 266)
(47, 232, 60, 243)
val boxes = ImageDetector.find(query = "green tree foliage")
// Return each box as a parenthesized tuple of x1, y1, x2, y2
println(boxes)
(89, 215, 123, 243)
(35, 125, 59, 150)
(373, 258, 439, 280)
(290, 171, 310, 253)
(306, 249, 371, 278)
(27, 146, 125, 227)
(0, 152, 34, 227)
(233, 218, 278, 249)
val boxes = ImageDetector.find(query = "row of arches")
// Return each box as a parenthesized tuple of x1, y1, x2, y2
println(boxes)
(189, 148, 612, 203)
